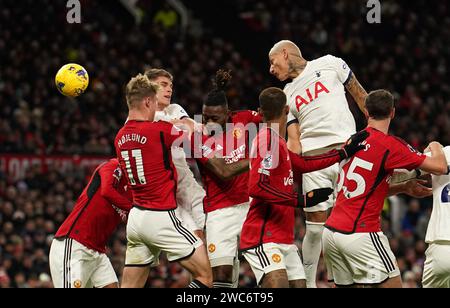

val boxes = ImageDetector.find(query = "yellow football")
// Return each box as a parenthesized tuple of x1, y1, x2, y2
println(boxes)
(55, 63, 89, 97)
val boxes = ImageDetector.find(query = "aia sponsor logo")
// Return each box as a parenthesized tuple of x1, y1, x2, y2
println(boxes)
(295, 81, 330, 111)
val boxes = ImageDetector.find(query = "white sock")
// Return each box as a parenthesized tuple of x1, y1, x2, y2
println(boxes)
(302, 221, 325, 288)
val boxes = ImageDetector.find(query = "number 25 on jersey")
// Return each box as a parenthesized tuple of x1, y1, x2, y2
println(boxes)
(337, 157, 374, 199)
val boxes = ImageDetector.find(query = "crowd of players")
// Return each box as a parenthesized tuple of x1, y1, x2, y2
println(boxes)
(0, 1, 445, 288)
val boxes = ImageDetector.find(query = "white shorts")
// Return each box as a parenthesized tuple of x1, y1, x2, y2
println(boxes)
(302, 163, 338, 213)
(243, 243, 305, 285)
(125, 207, 203, 266)
(49, 238, 117, 288)
(322, 228, 400, 286)
(175, 206, 199, 233)
(422, 242, 450, 288)
(172, 148, 206, 231)
(206, 202, 249, 267)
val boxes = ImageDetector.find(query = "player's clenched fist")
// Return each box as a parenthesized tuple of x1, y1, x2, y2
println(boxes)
(298, 188, 334, 208)
(338, 130, 370, 159)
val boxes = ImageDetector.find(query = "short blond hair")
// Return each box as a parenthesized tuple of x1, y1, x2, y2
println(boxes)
(125, 74, 159, 108)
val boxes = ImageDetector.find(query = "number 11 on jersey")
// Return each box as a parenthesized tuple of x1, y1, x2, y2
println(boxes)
(121, 149, 147, 185)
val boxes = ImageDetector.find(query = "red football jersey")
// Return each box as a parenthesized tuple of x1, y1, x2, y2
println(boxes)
(326, 127, 426, 234)
(197, 110, 262, 213)
(55, 159, 132, 253)
(115, 120, 186, 211)
(240, 127, 342, 250)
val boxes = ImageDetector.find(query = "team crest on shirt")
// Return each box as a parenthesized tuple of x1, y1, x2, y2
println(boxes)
(272, 254, 281, 263)
(208, 244, 216, 253)
(74, 280, 82, 288)
(113, 167, 122, 181)
(233, 128, 242, 139)
(261, 154, 273, 169)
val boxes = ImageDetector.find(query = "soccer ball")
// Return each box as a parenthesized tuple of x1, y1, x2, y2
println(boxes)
(55, 64, 89, 97)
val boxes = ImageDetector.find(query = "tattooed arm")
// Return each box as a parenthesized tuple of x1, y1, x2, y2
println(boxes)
(345, 73, 368, 113)
(205, 157, 249, 181)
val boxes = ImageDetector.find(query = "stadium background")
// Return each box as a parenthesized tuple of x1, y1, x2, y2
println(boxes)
(0, 0, 449, 288)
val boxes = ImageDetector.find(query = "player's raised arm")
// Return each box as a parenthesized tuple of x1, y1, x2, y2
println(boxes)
(345, 72, 368, 113)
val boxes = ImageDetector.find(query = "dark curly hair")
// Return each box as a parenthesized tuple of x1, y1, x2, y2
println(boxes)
(204, 69, 232, 107)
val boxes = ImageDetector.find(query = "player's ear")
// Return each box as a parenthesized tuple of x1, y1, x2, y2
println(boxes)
(284, 105, 289, 115)
(363, 108, 369, 119)
(283, 48, 289, 60)
(391, 108, 396, 119)
(145, 97, 151, 108)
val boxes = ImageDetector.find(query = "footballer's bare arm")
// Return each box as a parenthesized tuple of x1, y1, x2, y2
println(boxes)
(287, 123, 302, 154)
(345, 73, 368, 113)
(206, 158, 249, 181)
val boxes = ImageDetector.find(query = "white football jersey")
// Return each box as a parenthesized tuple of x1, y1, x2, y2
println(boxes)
(285, 55, 356, 153)
(154, 103, 206, 230)
(425, 146, 450, 243)
(154, 103, 189, 122)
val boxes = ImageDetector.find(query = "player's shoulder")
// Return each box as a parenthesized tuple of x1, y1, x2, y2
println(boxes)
(100, 158, 120, 173)
(231, 110, 258, 123)
(443, 146, 450, 156)
(105, 158, 119, 168)
(283, 82, 293, 93)
(390, 135, 414, 148)
(388, 135, 424, 157)
(313, 54, 341, 67)
(166, 104, 189, 119)
(153, 120, 175, 130)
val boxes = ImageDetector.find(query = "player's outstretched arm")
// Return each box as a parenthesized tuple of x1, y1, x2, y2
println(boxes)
(391, 169, 422, 184)
(298, 188, 334, 208)
(345, 73, 368, 113)
(388, 179, 432, 198)
(205, 157, 249, 181)
(419, 142, 448, 175)
(289, 130, 369, 174)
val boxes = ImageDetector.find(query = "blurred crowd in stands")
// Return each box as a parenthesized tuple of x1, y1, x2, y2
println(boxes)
(0, 0, 448, 287)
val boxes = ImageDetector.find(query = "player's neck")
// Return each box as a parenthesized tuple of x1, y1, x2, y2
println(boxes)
(266, 120, 286, 138)
(156, 103, 168, 112)
(127, 110, 152, 122)
(288, 58, 307, 79)
(367, 118, 390, 135)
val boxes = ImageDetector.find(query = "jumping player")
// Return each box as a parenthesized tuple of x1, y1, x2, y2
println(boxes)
(323, 90, 448, 288)
(240, 87, 368, 288)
